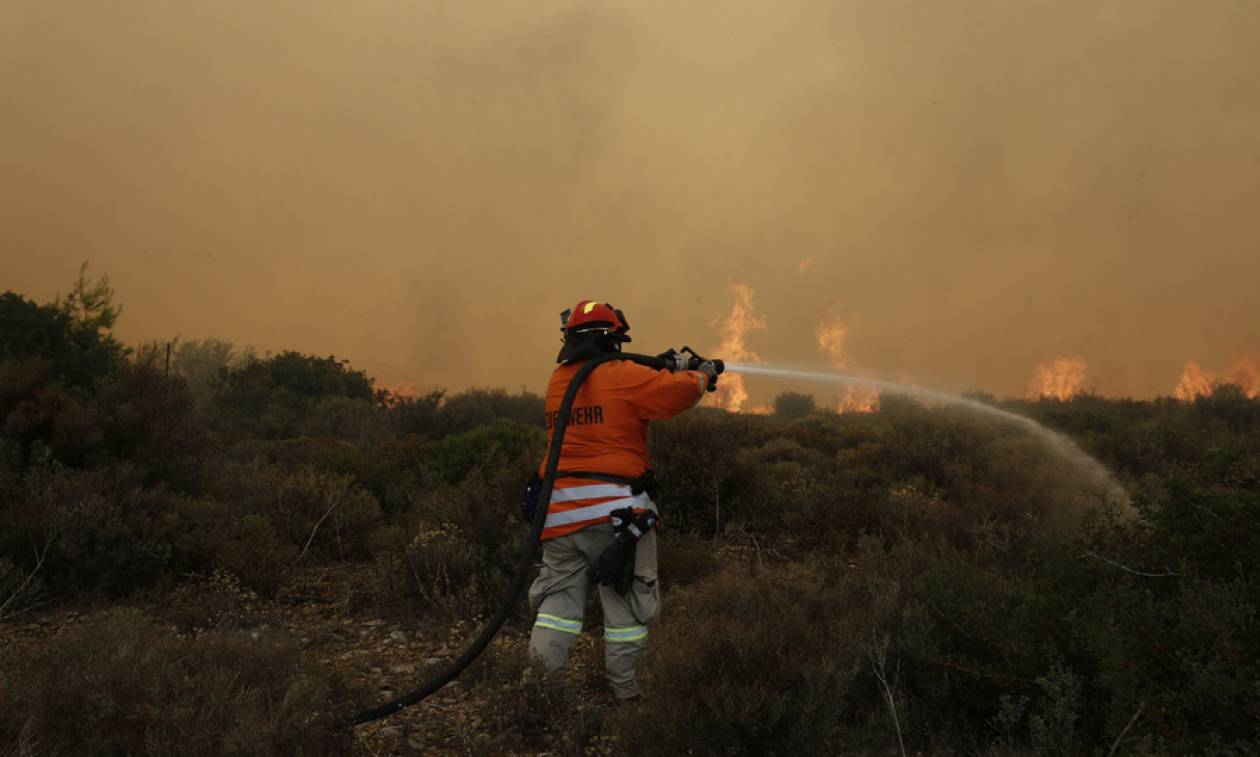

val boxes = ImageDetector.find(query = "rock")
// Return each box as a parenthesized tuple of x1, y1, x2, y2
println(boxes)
(389, 630, 407, 643)
(389, 663, 415, 675)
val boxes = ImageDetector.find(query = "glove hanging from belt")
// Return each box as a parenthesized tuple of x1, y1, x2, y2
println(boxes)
(589, 507, 658, 596)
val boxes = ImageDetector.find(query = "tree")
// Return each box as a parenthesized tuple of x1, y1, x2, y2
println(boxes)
(0, 288, 125, 392)
(57, 261, 122, 333)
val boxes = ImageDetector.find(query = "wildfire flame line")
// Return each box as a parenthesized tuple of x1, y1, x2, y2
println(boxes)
(1175, 357, 1259, 400)
(710, 283, 765, 412)
(815, 309, 878, 413)
(1027, 356, 1089, 401)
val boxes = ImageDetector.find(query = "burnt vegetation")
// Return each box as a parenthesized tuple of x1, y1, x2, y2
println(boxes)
(1, 272, 1258, 755)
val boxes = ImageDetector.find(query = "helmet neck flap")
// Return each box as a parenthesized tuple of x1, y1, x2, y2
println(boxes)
(557, 330, 622, 364)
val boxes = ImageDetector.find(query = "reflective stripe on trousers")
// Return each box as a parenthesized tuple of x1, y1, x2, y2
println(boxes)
(604, 624, 648, 643)
(534, 613, 582, 635)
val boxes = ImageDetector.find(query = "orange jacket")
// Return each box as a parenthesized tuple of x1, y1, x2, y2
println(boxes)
(538, 360, 707, 540)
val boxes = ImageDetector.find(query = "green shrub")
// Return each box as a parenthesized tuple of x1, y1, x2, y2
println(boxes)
(434, 387, 544, 436)
(428, 419, 545, 484)
(0, 608, 359, 756)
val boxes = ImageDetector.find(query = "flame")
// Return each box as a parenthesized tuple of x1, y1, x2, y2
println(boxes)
(710, 282, 766, 412)
(383, 381, 420, 398)
(1174, 361, 1214, 400)
(1027, 356, 1089, 400)
(747, 403, 773, 415)
(1224, 357, 1260, 397)
(1175, 356, 1260, 399)
(837, 385, 880, 413)
(815, 309, 879, 413)
(376, 380, 422, 408)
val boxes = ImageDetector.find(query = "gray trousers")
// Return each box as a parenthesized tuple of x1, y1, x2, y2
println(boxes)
(527, 523, 660, 699)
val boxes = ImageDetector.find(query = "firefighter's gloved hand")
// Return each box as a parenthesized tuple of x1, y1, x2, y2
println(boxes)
(697, 360, 720, 392)
(656, 349, 686, 372)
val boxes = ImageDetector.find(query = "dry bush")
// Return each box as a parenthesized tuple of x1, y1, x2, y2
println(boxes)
(159, 569, 260, 633)
(0, 463, 304, 599)
(16, 465, 176, 595)
(213, 466, 383, 562)
(458, 636, 613, 756)
(656, 532, 719, 588)
(370, 458, 533, 619)
(608, 561, 862, 756)
(0, 608, 360, 756)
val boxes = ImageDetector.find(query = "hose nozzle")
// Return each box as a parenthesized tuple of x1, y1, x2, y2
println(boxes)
(658, 347, 724, 379)
(665, 346, 721, 391)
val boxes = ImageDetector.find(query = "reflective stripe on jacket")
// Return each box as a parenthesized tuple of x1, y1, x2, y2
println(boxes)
(541, 482, 658, 540)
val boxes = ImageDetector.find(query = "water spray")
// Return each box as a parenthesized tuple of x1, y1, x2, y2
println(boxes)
(725, 362, 1129, 506)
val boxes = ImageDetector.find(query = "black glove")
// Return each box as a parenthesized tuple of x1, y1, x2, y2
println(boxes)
(697, 360, 720, 392)
(589, 507, 658, 596)
(592, 537, 637, 594)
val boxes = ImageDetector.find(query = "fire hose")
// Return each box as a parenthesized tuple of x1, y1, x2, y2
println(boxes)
(347, 347, 723, 727)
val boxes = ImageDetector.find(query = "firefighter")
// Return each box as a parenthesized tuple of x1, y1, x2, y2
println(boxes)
(527, 300, 718, 701)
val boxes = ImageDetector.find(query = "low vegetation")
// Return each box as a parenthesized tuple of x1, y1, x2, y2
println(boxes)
(1, 270, 1257, 754)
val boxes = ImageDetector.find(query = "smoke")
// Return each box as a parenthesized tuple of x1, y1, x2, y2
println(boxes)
(2, 1, 1259, 400)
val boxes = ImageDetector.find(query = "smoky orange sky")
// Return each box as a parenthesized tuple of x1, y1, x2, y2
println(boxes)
(4, 0, 1259, 402)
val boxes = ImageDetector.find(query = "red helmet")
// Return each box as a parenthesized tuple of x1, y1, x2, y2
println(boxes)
(560, 300, 631, 342)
